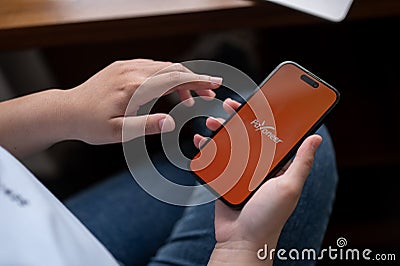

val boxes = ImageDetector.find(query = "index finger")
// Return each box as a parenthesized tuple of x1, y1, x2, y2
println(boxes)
(223, 98, 241, 115)
(133, 71, 223, 107)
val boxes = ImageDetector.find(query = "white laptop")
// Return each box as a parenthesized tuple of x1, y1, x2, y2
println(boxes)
(266, 0, 354, 22)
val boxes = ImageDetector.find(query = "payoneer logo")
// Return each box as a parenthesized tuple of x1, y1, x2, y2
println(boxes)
(250, 119, 283, 144)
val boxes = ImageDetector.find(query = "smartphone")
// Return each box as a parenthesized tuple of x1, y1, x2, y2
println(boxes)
(190, 61, 340, 209)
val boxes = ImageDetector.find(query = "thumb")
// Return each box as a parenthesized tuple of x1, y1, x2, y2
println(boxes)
(285, 135, 322, 189)
(122, 114, 175, 141)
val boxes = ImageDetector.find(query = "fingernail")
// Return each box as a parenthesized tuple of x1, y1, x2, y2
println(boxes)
(210, 76, 223, 85)
(210, 116, 220, 122)
(312, 139, 321, 151)
(159, 117, 175, 132)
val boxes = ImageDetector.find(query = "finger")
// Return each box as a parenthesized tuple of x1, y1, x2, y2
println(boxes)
(177, 90, 195, 107)
(133, 72, 222, 107)
(121, 114, 175, 141)
(193, 134, 204, 149)
(173, 80, 220, 97)
(193, 134, 209, 149)
(157, 63, 219, 102)
(223, 98, 241, 115)
(206, 117, 225, 131)
(178, 87, 216, 106)
(194, 89, 216, 101)
(284, 135, 322, 189)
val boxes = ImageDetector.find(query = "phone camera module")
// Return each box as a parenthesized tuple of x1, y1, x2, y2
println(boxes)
(312, 81, 319, 88)
(301, 74, 319, 88)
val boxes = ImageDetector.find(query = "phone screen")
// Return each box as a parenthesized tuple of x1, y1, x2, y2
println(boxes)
(190, 62, 339, 208)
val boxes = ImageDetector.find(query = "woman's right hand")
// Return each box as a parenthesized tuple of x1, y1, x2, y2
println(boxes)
(195, 98, 322, 265)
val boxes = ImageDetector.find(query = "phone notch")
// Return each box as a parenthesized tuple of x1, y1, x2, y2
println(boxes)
(300, 74, 319, 89)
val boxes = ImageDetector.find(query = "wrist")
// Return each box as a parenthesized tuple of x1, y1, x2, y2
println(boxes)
(209, 239, 278, 266)
(48, 88, 80, 142)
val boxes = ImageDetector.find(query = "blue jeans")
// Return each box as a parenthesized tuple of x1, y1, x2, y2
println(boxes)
(65, 126, 338, 266)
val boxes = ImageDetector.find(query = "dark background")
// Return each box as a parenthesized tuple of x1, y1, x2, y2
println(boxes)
(1, 4, 399, 266)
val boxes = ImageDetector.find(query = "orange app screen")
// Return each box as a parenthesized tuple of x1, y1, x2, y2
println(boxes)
(190, 63, 338, 206)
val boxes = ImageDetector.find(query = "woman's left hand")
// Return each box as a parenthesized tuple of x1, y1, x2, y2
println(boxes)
(69, 59, 222, 144)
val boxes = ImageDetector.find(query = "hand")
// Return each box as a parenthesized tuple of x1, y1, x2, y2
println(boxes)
(196, 99, 322, 265)
(68, 59, 222, 144)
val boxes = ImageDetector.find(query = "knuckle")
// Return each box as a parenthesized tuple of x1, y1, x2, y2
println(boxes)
(160, 61, 173, 69)
(112, 60, 133, 75)
(111, 60, 125, 68)
(126, 80, 142, 92)
(198, 74, 210, 81)
(169, 71, 181, 82)
(154, 61, 172, 73)
(172, 63, 186, 72)
(144, 120, 158, 134)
